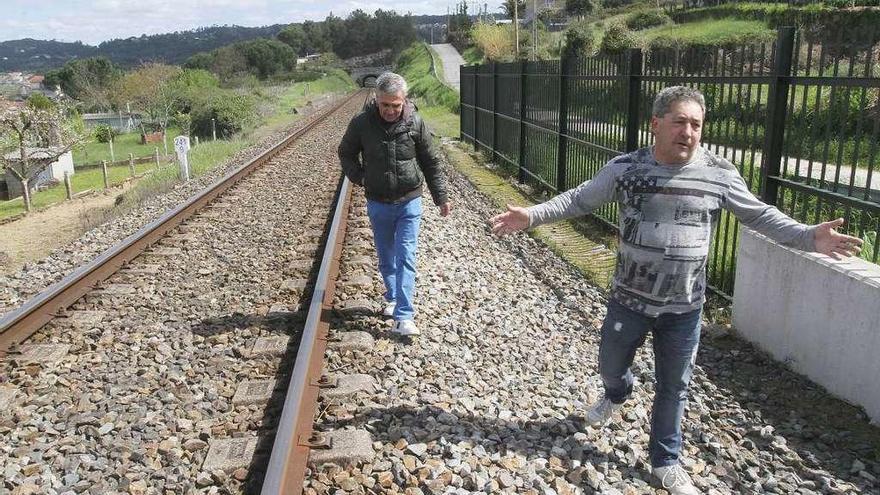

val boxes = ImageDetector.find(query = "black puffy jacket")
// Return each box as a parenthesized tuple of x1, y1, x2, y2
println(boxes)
(338, 100, 448, 206)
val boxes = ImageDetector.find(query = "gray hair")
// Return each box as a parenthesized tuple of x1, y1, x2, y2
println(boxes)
(652, 86, 706, 118)
(376, 72, 408, 97)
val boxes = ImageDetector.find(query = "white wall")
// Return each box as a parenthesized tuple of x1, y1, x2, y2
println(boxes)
(4, 151, 74, 199)
(733, 227, 880, 424)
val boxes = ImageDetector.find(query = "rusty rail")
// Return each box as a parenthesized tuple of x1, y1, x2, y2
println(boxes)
(260, 177, 352, 494)
(0, 90, 366, 357)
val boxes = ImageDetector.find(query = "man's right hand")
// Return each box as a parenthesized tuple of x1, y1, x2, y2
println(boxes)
(490, 204, 529, 236)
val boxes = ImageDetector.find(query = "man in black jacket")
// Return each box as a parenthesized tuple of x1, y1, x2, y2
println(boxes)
(338, 72, 451, 336)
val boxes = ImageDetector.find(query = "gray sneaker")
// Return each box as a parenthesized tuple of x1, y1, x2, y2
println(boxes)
(586, 397, 622, 425)
(391, 319, 420, 336)
(382, 301, 395, 317)
(653, 464, 700, 495)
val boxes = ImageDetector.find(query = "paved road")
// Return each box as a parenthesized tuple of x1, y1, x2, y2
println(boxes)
(431, 43, 465, 92)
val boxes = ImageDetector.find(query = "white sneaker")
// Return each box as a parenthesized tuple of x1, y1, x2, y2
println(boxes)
(586, 397, 622, 425)
(391, 319, 420, 336)
(382, 301, 395, 317)
(653, 464, 700, 495)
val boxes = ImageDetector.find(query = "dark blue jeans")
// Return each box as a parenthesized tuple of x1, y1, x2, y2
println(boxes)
(366, 197, 422, 321)
(599, 299, 702, 468)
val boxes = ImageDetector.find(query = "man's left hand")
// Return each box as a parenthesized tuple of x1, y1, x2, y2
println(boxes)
(815, 218, 863, 260)
(439, 202, 452, 217)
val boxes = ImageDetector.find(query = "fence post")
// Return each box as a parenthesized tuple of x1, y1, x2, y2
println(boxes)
(625, 48, 643, 153)
(460, 66, 466, 143)
(474, 66, 481, 152)
(101, 160, 109, 189)
(556, 54, 572, 192)
(760, 26, 796, 205)
(154, 147, 160, 169)
(518, 59, 528, 184)
(128, 153, 135, 177)
(491, 61, 498, 163)
(64, 171, 72, 200)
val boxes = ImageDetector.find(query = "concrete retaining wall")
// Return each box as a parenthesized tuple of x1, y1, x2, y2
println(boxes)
(733, 227, 880, 424)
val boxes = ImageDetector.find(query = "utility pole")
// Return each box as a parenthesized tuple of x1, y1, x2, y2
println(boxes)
(532, 0, 538, 60)
(514, 0, 520, 58)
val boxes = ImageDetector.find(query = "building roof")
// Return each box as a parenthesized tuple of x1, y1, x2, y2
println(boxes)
(3, 146, 68, 162)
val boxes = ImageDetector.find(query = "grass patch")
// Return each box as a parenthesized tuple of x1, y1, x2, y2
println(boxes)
(640, 18, 775, 48)
(461, 46, 484, 65)
(397, 43, 460, 114)
(0, 162, 157, 219)
(418, 105, 460, 139)
(74, 128, 184, 166)
(7, 72, 356, 222)
(256, 69, 355, 138)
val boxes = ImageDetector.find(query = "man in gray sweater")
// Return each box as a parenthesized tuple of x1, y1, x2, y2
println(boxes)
(490, 86, 862, 494)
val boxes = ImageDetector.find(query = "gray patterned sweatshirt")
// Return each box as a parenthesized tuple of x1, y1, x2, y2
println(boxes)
(527, 146, 817, 316)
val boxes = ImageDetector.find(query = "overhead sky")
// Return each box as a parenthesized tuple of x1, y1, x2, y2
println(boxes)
(0, 0, 476, 45)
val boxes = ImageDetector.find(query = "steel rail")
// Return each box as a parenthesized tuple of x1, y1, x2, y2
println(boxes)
(0, 89, 366, 357)
(260, 175, 352, 494)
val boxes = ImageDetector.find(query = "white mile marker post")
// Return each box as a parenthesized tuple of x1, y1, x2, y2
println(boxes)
(174, 135, 191, 181)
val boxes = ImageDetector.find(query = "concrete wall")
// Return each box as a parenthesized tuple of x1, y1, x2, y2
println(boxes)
(733, 228, 880, 425)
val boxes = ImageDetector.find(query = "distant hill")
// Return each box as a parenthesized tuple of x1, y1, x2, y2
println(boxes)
(0, 24, 287, 72)
(0, 39, 97, 72)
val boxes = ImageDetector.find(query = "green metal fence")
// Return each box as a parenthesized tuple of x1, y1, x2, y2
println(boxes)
(460, 27, 880, 298)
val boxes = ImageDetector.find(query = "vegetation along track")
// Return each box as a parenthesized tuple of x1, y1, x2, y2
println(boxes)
(0, 89, 370, 493)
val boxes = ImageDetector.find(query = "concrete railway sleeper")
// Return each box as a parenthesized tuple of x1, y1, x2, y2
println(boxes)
(0, 90, 372, 493)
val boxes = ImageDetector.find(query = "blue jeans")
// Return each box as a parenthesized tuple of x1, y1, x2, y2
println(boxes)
(599, 299, 702, 468)
(366, 197, 422, 321)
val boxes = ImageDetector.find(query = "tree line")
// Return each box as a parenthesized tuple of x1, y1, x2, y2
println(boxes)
(2, 11, 420, 73)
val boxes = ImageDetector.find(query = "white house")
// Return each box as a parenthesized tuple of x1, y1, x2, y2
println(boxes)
(1, 147, 74, 200)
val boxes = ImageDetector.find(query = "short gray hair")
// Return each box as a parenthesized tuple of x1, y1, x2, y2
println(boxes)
(376, 72, 408, 97)
(652, 86, 705, 118)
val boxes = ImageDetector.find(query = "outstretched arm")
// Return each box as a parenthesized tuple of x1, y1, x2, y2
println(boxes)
(490, 204, 530, 236)
(490, 161, 619, 236)
(813, 218, 863, 259)
(725, 173, 862, 258)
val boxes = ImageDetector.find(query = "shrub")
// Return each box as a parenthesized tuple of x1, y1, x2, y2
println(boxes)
(625, 10, 672, 31)
(601, 0, 634, 8)
(471, 23, 516, 61)
(93, 124, 116, 143)
(600, 23, 638, 54)
(190, 89, 256, 139)
(288, 70, 324, 82)
(563, 23, 600, 59)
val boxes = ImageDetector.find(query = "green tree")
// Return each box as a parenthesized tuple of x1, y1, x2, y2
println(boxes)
(111, 63, 182, 133)
(277, 24, 307, 55)
(500, 0, 526, 18)
(448, 1, 473, 51)
(236, 38, 297, 79)
(167, 69, 219, 114)
(0, 95, 84, 212)
(43, 57, 121, 111)
(565, 0, 598, 19)
(302, 21, 332, 54)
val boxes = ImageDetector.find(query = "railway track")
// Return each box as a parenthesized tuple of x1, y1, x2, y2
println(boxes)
(0, 89, 373, 494)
